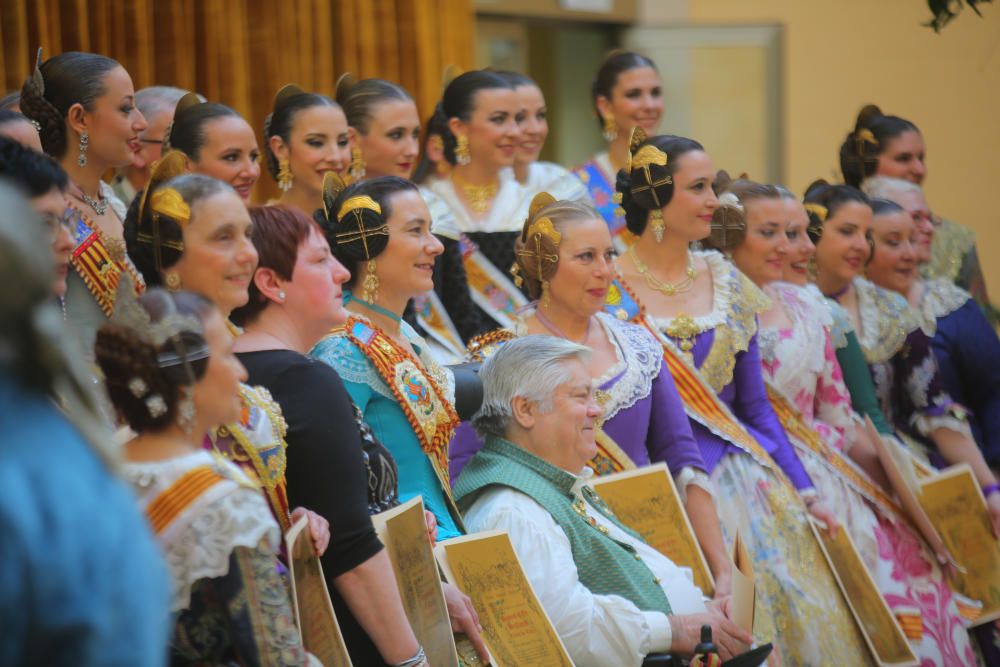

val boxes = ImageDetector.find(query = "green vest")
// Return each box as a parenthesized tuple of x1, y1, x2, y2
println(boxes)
(454, 436, 672, 614)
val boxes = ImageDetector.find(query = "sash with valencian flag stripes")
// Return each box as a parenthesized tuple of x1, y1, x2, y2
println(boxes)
(330, 316, 463, 523)
(605, 277, 781, 475)
(68, 205, 144, 316)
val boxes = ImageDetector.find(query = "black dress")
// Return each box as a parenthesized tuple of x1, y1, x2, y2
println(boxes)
(238, 349, 399, 666)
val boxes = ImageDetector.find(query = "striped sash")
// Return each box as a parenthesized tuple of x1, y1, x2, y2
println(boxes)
(146, 465, 226, 535)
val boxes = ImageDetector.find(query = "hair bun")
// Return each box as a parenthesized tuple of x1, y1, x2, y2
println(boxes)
(706, 192, 746, 251)
(713, 169, 733, 196)
(334, 74, 357, 105)
(855, 104, 884, 131)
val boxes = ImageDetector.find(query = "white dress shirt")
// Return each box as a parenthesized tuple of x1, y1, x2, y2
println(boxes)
(462, 468, 708, 667)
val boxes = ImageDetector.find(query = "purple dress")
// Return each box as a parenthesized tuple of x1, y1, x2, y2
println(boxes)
(608, 250, 814, 491)
(449, 311, 707, 483)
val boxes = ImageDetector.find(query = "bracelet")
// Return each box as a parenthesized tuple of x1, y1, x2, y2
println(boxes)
(393, 646, 427, 667)
(982, 483, 1000, 499)
(799, 488, 819, 507)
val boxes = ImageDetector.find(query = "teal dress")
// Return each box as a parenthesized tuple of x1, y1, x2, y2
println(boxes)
(311, 318, 462, 540)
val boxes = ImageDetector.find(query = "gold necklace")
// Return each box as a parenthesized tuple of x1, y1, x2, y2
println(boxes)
(629, 246, 697, 296)
(455, 176, 499, 214)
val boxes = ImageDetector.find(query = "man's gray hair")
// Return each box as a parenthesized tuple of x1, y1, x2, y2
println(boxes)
(472, 335, 591, 439)
(862, 176, 922, 202)
(135, 86, 198, 122)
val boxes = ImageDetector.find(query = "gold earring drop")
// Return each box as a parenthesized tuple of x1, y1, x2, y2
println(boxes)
(349, 147, 366, 181)
(361, 259, 379, 303)
(277, 158, 293, 192)
(650, 209, 665, 243)
(165, 272, 182, 291)
(455, 135, 471, 165)
(602, 115, 617, 142)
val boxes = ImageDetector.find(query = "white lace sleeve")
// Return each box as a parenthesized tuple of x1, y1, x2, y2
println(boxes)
(674, 466, 715, 503)
(162, 484, 280, 613)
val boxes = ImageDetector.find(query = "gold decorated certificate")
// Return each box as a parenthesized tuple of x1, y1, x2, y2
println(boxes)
(285, 515, 353, 666)
(808, 519, 919, 666)
(371, 497, 459, 666)
(918, 464, 1000, 625)
(435, 531, 573, 667)
(588, 462, 715, 595)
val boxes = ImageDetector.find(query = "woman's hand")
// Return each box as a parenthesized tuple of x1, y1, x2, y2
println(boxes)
(442, 582, 489, 664)
(807, 499, 840, 535)
(290, 506, 330, 556)
(424, 510, 439, 547)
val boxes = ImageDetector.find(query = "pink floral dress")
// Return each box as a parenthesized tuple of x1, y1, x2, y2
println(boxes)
(760, 282, 976, 666)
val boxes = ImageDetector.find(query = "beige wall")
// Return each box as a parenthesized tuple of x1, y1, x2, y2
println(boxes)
(681, 0, 1000, 297)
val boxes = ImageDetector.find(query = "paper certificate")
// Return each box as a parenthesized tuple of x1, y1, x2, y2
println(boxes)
(730, 529, 755, 636)
(435, 531, 573, 667)
(285, 515, 353, 666)
(588, 462, 715, 595)
(371, 497, 459, 666)
(918, 464, 1000, 625)
(808, 519, 919, 666)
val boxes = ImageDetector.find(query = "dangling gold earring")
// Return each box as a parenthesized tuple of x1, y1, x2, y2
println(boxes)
(165, 272, 182, 292)
(277, 158, 293, 192)
(455, 135, 471, 165)
(602, 115, 617, 142)
(650, 209, 665, 244)
(361, 259, 379, 303)
(541, 280, 551, 308)
(349, 147, 366, 181)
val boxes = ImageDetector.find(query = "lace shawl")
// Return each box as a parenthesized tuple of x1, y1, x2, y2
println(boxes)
(852, 277, 919, 364)
(914, 277, 972, 336)
(651, 251, 771, 392)
(123, 451, 280, 613)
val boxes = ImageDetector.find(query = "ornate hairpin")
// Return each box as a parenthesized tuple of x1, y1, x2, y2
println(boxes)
(150, 188, 191, 225)
(112, 287, 207, 374)
(624, 126, 647, 173)
(333, 194, 389, 258)
(855, 128, 879, 157)
(804, 202, 828, 222)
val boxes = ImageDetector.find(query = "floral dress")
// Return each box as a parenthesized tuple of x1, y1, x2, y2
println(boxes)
(760, 281, 976, 666)
(608, 251, 873, 666)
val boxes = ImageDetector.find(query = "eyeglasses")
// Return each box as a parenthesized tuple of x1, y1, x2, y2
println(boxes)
(43, 208, 75, 242)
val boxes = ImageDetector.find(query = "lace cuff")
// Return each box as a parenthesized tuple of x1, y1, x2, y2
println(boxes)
(674, 466, 715, 503)
(912, 412, 974, 440)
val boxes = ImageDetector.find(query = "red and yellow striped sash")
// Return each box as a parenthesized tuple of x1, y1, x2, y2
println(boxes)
(146, 466, 225, 535)
(766, 385, 906, 521)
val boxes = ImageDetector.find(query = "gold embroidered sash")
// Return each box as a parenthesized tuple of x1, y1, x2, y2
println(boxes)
(337, 316, 460, 500)
(412, 290, 465, 360)
(67, 204, 144, 317)
(766, 384, 907, 522)
(458, 235, 528, 327)
(212, 385, 291, 533)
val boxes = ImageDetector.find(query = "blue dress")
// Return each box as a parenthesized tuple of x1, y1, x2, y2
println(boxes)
(311, 318, 462, 540)
(0, 372, 170, 667)
(914, 277, 1000, 468)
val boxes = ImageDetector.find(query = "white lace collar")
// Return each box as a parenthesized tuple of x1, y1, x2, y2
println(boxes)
(914, 278, 971, 336)
(123, 450, 279, 612)
(649, 250, 735, 332)
(424, 169, 529, 235)
(852, 277, 919, 363)
(511, 310, 661, 421)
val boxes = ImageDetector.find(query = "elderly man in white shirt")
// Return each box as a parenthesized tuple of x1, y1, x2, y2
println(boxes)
(454, 335, 753, 667)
